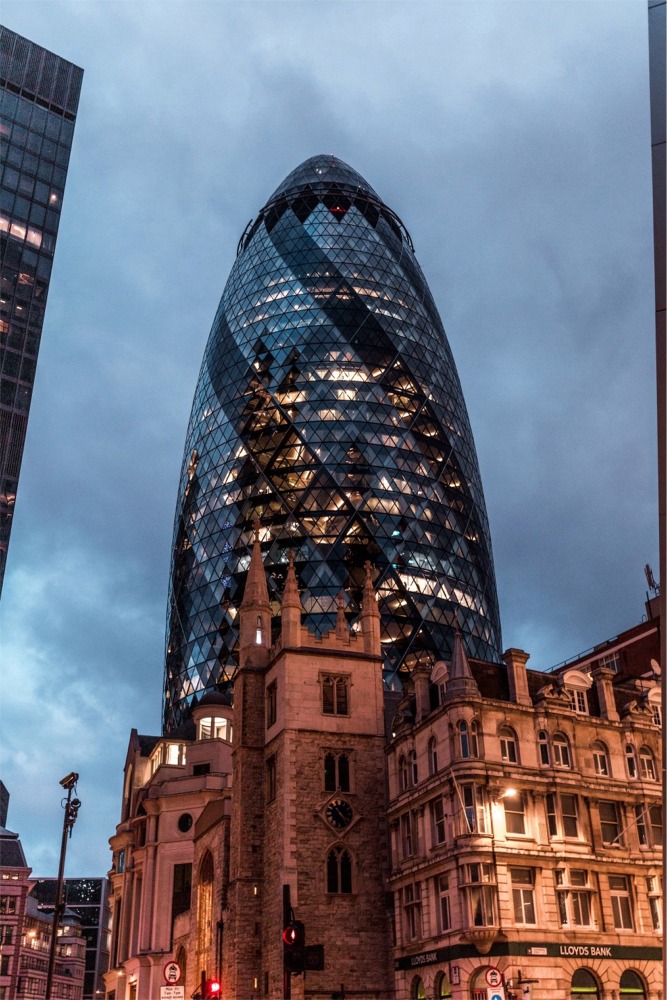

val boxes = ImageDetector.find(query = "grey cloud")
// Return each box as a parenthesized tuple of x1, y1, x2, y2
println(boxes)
(0, 0, 657, 874)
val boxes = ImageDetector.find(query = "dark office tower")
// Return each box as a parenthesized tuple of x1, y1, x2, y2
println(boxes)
(30, 878, 111, 1000)
(165, 155, 501, 732)
(0, 26, 83, 596)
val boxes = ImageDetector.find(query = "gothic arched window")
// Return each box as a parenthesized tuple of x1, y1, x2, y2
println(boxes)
(458, 720, 470, 759)
(428, 736, 438, 776)
(327, 846, 353, 894)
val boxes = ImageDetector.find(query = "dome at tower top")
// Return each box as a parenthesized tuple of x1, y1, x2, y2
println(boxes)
(266, 154, 380, 205)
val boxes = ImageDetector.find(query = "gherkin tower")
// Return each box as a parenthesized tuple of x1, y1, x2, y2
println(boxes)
(164, 155, 501, 733)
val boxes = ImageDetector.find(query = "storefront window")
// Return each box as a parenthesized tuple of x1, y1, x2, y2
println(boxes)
(571, 969, 599, 1000)
(411, 976, 426, 1000)
(434, 971, 452, 998)
(619, 971, 646, 997)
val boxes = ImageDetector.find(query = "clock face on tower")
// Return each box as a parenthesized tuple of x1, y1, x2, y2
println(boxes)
(325, 798, 353, 829)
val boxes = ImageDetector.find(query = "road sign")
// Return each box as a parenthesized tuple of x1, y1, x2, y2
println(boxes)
(487, 989, 505, 1000)
(163, 961, 182, 984)
(160, 988, 184, 1000)
(304, 944, 325, 970)
(485, 968, 503, 988)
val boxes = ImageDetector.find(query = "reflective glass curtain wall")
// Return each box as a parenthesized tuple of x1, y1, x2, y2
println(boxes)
(0, 26, 83, 595)
(165, 155, 501, 732)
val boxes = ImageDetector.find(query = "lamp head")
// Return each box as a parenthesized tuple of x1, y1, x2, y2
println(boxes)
(499, 787, 518, 799)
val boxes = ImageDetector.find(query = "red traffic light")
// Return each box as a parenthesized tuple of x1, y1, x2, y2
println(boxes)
(283, 920, 306, 973)
(283, 923, 304, 947)
(205, 979, 221, 998)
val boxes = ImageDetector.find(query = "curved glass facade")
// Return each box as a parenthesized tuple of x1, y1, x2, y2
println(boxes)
(165, 155, 501, 733)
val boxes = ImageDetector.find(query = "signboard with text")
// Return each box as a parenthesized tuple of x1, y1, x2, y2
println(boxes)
(160, 988, 185, 1000)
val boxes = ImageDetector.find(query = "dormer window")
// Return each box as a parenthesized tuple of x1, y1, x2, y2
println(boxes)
(561, 668, 592, 715)
(568, 689, 588, 714)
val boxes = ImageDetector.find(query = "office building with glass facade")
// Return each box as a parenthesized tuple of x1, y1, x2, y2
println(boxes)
(30, 878, 111, 1000)
(165, 154, 501, 733)
(0, 26, 83, 595)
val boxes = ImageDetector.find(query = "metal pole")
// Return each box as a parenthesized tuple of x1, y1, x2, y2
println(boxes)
(45, 774, 80, 1000)
(283, 884, 291, 1000)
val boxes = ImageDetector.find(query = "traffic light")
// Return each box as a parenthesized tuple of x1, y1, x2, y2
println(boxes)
(283, 920, 306, 974)
(204, 979, 221, 998)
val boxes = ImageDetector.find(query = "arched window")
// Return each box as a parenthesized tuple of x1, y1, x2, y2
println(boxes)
(552, 733, 572, 768)
(591, 741, 609, 777)
(399, 755, 409, 791)
(322, 675, 349, 715)
(410, 748, 418, 785)
(410, 977, 426, 1000)
(470, 719, 480, 758)
(338, 753, 350, 791)
(256, 614, 263, 644)
(625, 744, 638, 779)
(327, 846, 352, 894)
(428, 736, 438, 775)
(619, 971, 646, 998)
(538, 730, 550, 765)
(571, 969, 599, 1000)
(434, 972, 452, 998)
(196, 852, 215, 982)
(459, 720, 470, 758)
(324, 752, 350, 792)
(324, 753, 336, 791)
(639, 747, 656, 781)
(499, 726, 518, 764)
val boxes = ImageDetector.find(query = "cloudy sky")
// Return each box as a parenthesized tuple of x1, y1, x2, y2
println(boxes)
(0, 0, 658, 877)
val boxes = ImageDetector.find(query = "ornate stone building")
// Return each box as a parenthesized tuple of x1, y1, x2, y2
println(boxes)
(105, 704, 233, 999)
(387, 612, 662, 1000)
(106, 534, 394, 998)
(105, 554, 661, 1000)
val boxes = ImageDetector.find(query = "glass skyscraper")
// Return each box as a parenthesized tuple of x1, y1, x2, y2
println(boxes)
(165, 155, 501, 733)
(0, 26, 83, 595)
(30, 878, 111, 1000)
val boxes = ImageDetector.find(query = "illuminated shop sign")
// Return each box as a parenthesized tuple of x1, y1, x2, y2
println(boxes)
(395, 943, 661, 971)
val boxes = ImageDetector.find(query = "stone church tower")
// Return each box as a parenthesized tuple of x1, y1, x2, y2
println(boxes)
(223, 529, 393, 997)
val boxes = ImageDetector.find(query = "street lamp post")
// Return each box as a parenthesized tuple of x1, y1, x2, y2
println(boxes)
(45, 772, 81, 1000)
